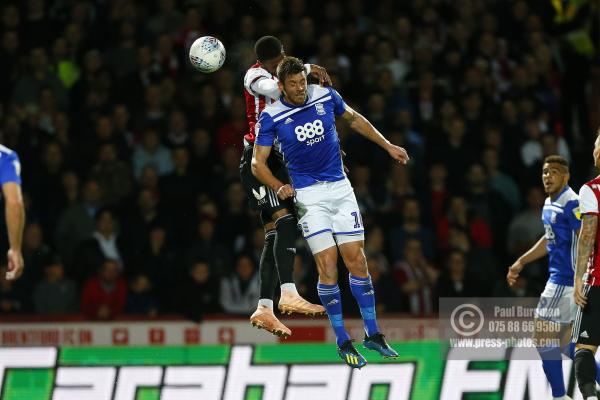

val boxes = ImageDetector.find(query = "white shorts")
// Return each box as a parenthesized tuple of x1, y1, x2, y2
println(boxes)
(535, 282, 576, 325)
(295, 178, 364, 254)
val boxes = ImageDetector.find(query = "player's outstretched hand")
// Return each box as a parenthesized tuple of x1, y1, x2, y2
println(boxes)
(310, 65, 332, 86)
(276, 184, 295, 200)
(574, 279, 588, 308)
(5, 249, 23, 281)
(386, 144, 409, 164)
(506, 260, 522, 287)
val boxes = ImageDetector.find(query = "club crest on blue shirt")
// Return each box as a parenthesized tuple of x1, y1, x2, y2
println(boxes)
(315, 103, 326, 115)
(550, 211, 557, 223)
(302, 221, 310, 233)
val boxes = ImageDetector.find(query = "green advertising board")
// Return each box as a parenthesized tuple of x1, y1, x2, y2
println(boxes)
(0, 341, 577, 399)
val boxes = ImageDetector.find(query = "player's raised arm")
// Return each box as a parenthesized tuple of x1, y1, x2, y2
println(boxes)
(307, 64, 332, 86)
(341, 105, 409, 164)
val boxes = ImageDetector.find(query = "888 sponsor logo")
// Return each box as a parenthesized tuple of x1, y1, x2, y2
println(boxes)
(295, 119, 325, 146)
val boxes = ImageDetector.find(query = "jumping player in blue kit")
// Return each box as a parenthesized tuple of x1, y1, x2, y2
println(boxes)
(508, 156, 600, 400)
(0, 145, 25, 281)
(251, 57, 409, 368)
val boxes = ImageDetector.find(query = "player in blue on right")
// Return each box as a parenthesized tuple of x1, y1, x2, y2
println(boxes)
(508, 155, 600, 400)
(0, 144, 25, 281)
(251, 56, 409, 368)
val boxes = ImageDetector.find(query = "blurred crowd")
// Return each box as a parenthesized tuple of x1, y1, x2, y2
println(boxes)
(1, 0, 600, 320)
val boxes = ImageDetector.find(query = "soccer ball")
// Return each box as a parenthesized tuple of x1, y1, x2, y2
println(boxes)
(189, 36, 226, 73)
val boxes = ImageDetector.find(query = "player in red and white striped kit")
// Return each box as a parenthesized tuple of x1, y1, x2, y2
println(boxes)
(239, 36, 330, 338)
(573, 131, 600, 400)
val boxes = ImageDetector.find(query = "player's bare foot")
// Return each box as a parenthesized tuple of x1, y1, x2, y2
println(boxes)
(278, 290, 326, 317)
(250, 306, 291, 339)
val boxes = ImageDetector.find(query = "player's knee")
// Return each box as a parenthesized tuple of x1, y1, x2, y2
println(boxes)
(344, 248, 367, 275)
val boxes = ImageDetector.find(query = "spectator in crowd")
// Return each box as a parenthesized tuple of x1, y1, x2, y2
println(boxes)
(436, 249, 480, 297)
(81, 259, 127, 320)
(186, 215, 230, 275)
(352, 165, 377, 214)
(73, 208, 126, 282)
(179, 261, 221, 321)
(393, 239, 439, 316)
(159, 146, 196, 242)
(33, 259, 77, 314)
(436, 196, 493, 255)
(90, 142, 134, 207)
(482, 147, 521, 212)
(388, 196, 435, 262)
(220, 254, 260, 315)
(123, 188, 167, 255)
(426, 163, 449, 228)
(0, 265, 26, 314)
(27, 141, 66, 232)
(21, 222, 53, 289)
(132, 128, 174, 179)
(12, 47, 69, 109)
(364, 226, 391, 274)
(135, 226, 177, 308)
(507, 186, 546, 258)
(55, 178, 103, 266)
(125, 274, 159, 316)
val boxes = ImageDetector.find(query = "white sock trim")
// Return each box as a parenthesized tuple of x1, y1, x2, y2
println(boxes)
(258, 299, 273, 309)
(281, 283, 298, 294)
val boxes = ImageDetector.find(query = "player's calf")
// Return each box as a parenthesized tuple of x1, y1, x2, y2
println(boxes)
(575, 348, 598, 399)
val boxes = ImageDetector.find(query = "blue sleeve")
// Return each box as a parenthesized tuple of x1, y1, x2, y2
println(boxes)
(565, 199, 582, 231)
(0, 152, 21, 185)
(329, 88, 347, 116)
(255, 112, 276, 146)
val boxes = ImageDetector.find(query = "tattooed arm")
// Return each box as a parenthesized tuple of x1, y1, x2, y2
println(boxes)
(574, 214, 598, 307)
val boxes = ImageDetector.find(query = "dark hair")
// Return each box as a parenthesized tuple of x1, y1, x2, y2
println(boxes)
(94, 206, 115, 221)
(254, 35, 282, 62)
(543, 155, 569, 170)
(276, 56, 305, 83)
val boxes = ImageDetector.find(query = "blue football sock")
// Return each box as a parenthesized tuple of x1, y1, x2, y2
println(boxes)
(317, 283, 351, 347)
(538, 346, 566, 397)
(349, 274, 380, 337)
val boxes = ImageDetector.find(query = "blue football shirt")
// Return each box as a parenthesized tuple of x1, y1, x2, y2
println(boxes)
(255, 85, 346, 189)
(0, 145, 21, 186)
(542, 186, 581, 286)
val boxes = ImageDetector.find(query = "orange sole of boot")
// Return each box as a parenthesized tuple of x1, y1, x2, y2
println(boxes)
(278, 304, 326, 317)
(250, 320, 291, 339)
